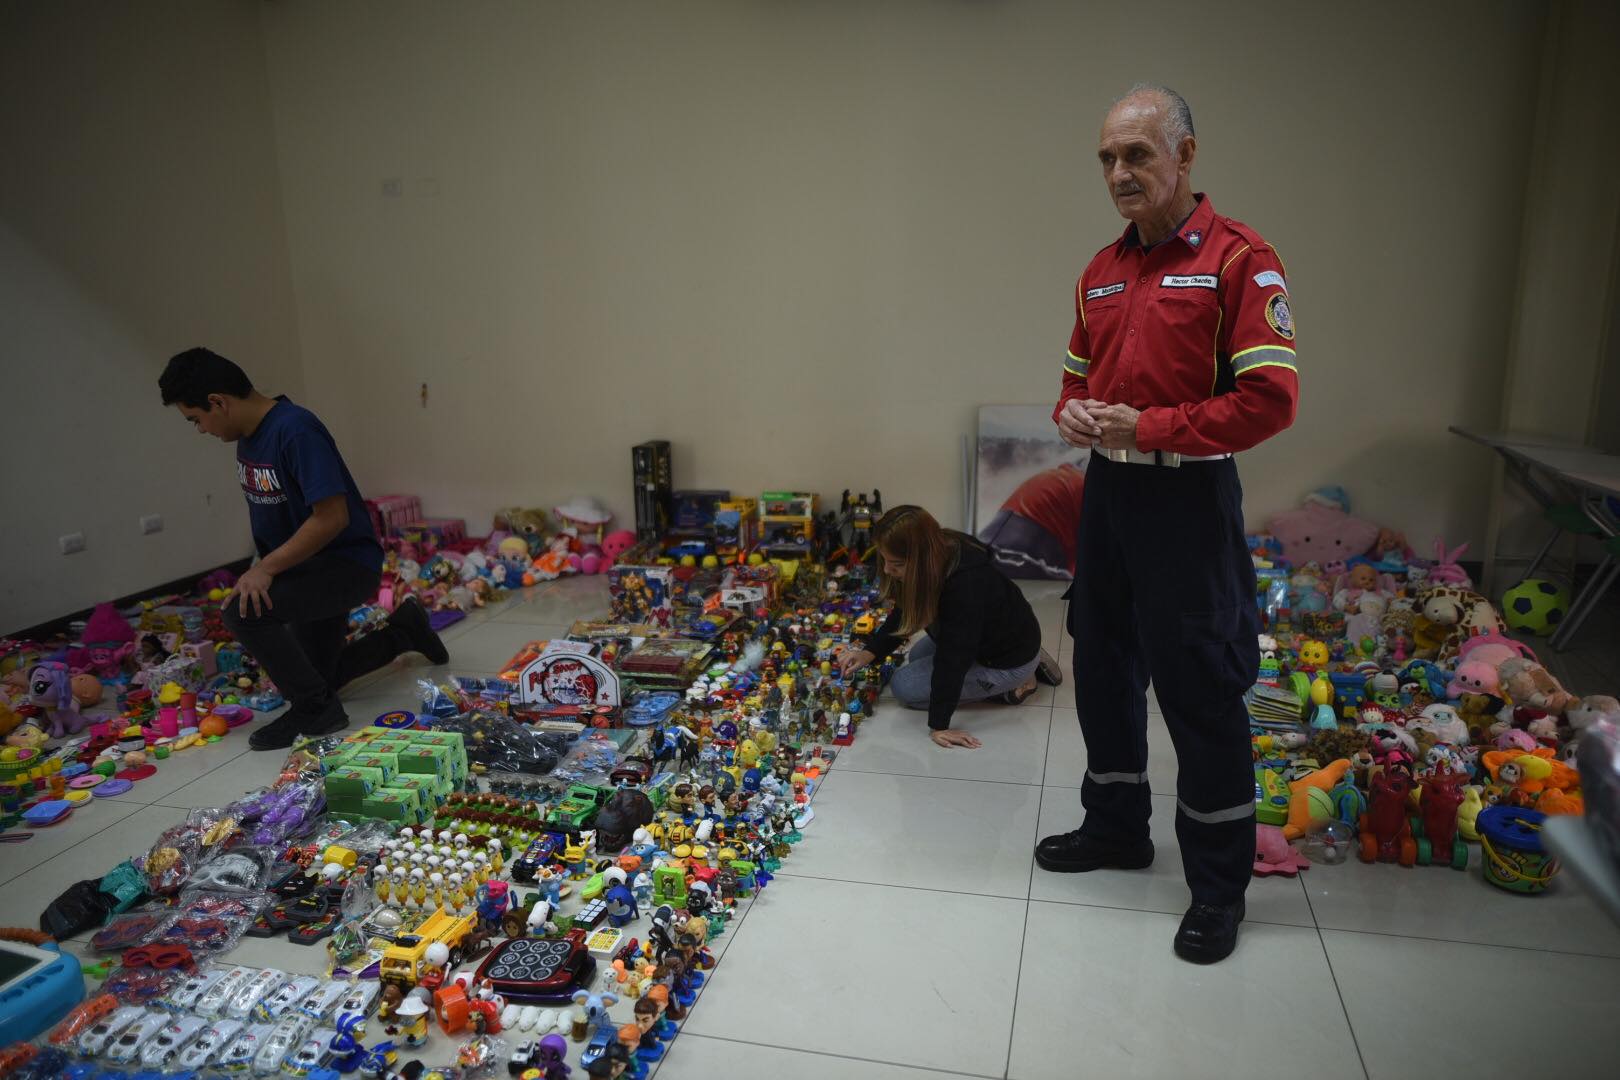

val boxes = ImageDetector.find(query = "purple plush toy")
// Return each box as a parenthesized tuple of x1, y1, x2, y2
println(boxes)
(29, 661, 90, 739)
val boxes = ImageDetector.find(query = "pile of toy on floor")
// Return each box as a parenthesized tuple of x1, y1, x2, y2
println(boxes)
(0, 487, 891, 1080)
(1246, 486, 1619, 888)
(0, 572, 292, 826)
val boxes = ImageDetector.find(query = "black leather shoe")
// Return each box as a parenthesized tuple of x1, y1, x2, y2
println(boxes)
(298, 698, 350, 739)
(389, 597, 449, 665)
(1034, 648, 1063, 687)
(1174, 899, 1245, 964)
(1034, 829, 1154, 873)
(249, 707, 309, 751)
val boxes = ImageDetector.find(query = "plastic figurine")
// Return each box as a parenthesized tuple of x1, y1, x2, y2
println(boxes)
(390, 994, 431, 1047)
(535, 1032, 572, 1080)
(604, 883, 639, 928)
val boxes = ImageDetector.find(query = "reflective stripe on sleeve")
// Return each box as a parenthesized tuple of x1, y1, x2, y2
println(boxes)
(1065, 352, 1090, 377)
(1176, 798, 1256, 824)
(1085, 769, 1148, 785)
(1231, 345, 1296, 375)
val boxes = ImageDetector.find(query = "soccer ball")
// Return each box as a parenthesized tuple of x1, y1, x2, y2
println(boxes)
(1501, 579, 1568, 636)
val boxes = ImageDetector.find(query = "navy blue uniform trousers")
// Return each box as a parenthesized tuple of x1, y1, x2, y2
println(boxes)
(1066, 450, 1259, 905)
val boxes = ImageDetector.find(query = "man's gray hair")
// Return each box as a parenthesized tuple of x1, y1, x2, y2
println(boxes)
(1117, 83, 1195, 150)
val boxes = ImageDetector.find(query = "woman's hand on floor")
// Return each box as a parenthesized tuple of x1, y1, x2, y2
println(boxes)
(837, 648, 875, 678)
(930, 729, 982, 749)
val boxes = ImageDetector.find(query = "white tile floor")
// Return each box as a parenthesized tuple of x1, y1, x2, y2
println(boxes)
(5, 575, 1619, 1079)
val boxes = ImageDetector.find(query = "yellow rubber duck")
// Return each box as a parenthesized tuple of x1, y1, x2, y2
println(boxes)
(1457, 786, 1485, 842)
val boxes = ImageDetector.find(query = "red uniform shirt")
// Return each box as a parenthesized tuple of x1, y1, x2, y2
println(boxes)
(1053, 194, 1298, 455)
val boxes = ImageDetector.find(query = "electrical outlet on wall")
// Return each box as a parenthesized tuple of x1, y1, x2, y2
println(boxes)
(141, 514, 164, 534)
(59, 532, 85, 555)
(381, 177, 403, 197)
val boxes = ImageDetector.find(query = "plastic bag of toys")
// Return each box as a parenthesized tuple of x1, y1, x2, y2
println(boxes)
(433, 709, 570, 774)
(88, 907, 178, 952)
(225, 778, 324, 846)
(143, 807, 236, 895)
(184, 844, 280, 892)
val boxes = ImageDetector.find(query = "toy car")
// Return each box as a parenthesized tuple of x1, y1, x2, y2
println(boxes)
(283, 1027, 337, 1076)
(297, 980, 351, 1021)
(609, 756, 655, 787)
(177, 1018, 244, 1070)
(104, 1010, 171, 1065)
(47, 994, 119, 1047)
(227, 967, 287, 1018)
(140, 1014, 209, 1067)
(260, 974, 321, 1020)
(162, 967, 229, 1014)
(255, 1013, 317, 1074)
(335, 980, 381, 1034)
(195, 966, 257, 1018)
(509, 833, 563, 884)
(214, 1021, 273, 1073)
(78, 1005, 153, 1058)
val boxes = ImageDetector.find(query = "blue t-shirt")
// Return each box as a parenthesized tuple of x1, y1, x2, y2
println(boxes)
(235, 397, 382, 572)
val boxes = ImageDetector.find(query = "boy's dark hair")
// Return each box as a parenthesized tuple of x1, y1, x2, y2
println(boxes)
(158, 347, 253, 408)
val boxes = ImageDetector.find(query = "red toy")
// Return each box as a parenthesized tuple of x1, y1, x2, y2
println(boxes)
(1359, 770, 1417, 866)
(1412, 771, 1469, 870)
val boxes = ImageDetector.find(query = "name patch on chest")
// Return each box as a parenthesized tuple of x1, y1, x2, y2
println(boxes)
(1084, 282, 1126, 301)
(1159, 274, 1217, 290)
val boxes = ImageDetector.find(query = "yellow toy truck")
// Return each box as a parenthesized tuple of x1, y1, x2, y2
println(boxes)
(380, 908, 480, 991)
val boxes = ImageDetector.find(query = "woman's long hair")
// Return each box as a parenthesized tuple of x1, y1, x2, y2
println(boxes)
(872, 505, 958, 636)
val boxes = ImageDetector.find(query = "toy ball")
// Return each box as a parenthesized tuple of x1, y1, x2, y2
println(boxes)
(208, 587, 227, 602)
(1501, 579, 1568, 636)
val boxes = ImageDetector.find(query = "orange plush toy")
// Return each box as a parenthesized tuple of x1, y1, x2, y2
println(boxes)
(1480, 747, 1582, 814)
(1283, 758, 1355, 840)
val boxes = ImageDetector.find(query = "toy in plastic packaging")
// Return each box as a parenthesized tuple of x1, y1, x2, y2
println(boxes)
(144, 807, 239, 895)
(185, 845, 278, 892)
(90, 908, 177, 953)
(174, 887, 272, 924)
(434, 710, 570, 774)
(151, 908, 254, 957)
(102, 963, 184, 1005)
(98, 860, 152, 914)
(226, 780, 325, 846)
(458, 1033, 505, 1074)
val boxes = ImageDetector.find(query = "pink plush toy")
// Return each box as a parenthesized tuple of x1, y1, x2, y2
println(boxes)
(1253, 824, 1312, 876)
(28, 661, 90, 739)
(1446, 660, 1499, 699)
(1268, 501, 1379, 567)
(1426, 539, 1473, 589)
(600, 530, 637, 568)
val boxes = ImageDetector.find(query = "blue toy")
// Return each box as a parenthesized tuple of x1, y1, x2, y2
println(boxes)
(0, 936, 84, 1044)
(604, 883, 639, 928)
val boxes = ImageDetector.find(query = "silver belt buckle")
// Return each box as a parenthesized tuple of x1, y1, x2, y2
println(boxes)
(1103, 448, 1181, 467)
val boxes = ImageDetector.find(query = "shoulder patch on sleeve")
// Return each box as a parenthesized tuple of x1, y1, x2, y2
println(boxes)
(1253, 270, 1287, 292)
(1219, 216, 1274, 253)
(1264, 292, 1295, 340)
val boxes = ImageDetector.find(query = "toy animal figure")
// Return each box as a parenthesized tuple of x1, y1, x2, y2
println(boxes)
(1497, 658, 1573, 715)
(1446, 660, 1499, 699)
(1253, 824, 1312, 876)
(1456, 786, 1486, 841)
(1359, 770, 1417, 865)
(28, 662, 90, 738)
(499, 507, 553, 556)
(1267, 496, 1380, 567)
(1413, 771, 1469, 869)
(1283, 758, 1354, 840)
(1425, 539, 1473, 589)
(570, 989, 619, 1043)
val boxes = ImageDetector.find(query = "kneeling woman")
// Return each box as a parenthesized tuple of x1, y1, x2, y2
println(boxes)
(839, 505, 1060, 749)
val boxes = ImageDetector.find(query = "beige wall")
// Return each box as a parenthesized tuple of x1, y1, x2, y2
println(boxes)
(1485, 0, 1620, 579)
(260, 0, 1543, 543)
(0, 0, 304, 631)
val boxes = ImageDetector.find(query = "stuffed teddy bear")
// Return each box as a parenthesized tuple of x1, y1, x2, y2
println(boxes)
(1566, 694, 1620, 732)
(497, 507, 552, 556)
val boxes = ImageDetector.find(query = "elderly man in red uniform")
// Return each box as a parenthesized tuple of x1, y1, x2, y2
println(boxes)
(1037, 85, 1298, 963)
